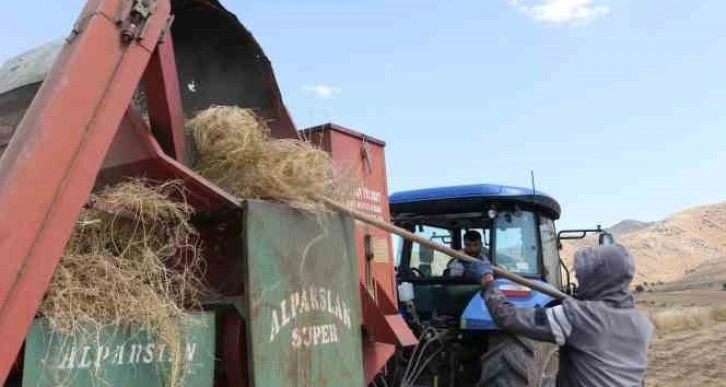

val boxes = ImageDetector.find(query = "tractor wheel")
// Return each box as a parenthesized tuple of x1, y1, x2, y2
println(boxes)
(478, 334, 559, 387)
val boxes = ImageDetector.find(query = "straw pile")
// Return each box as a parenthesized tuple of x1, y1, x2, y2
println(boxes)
(40, 178, 205, 385)
(186, 106, 357, 210)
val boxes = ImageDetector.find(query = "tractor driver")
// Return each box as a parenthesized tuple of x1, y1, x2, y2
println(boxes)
(446, 230, 488, 276)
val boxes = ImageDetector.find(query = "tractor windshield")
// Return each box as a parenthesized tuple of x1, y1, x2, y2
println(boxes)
(394, 209, 562, 285)
(493, 211, 539, 276)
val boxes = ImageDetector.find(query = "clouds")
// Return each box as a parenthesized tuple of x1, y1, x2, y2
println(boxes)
(508, 0, 610, 26)
(304, 84, 342, 98)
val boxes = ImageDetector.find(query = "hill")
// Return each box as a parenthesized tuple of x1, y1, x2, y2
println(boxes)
(560, 202, 726, 284)
(606, 219, 651, 235)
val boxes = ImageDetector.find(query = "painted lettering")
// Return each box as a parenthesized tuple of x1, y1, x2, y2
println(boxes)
(289, 324, 340, 348)
(94, 346, 110, 369)
(318, 288, 327, 312)
(308, 287, 319, 310)
(343, 305, 351, 328)
(114, 345, 125, 365)
(128, 344, 143, 364)
(268, 287, 355, 344)
(333, 324, 339, 342)
(334, 294, 342, 321)
(79, 346, 93, 369)
(185, 343, 197, 362)
(300, 290, 310, 312)
(270, 309, 281, 342)
(321, 325, 330, 344)
(142, 344, 155, 364)
(303, 327, 313, 346)
(157, 344, 166, 362)
(57, 347, 77, 370)
(46, 340, 202, 371)
(290, 292, 300, 320)
(326, 289, 334, 315)
(291, 328, 302, 348)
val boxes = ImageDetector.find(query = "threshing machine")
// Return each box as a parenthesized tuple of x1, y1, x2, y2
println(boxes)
(0, 0, 415, 385)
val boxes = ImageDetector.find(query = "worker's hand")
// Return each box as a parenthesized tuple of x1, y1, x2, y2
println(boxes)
(464, 259, 493, 283)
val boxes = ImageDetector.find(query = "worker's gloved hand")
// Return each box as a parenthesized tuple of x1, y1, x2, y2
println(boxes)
(463, 259, 493, 281)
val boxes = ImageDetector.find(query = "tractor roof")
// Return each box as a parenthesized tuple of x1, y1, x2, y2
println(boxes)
(389, 183, 561, 220)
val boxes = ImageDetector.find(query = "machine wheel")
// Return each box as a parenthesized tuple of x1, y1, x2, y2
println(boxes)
(478, 334, 559, 387)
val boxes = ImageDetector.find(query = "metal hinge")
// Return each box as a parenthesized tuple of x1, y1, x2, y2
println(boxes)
(117, 0, 157, 44)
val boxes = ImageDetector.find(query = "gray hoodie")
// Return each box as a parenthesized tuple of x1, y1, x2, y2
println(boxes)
(482, 244, 654, 386)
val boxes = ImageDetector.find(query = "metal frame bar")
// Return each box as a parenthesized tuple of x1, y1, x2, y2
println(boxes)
(142, 29, 188, 164)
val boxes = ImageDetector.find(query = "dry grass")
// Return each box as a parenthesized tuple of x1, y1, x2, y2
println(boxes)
(646, 306, 726, 334)
(40, 178, 205, 386)
(187, 106, 358, 211)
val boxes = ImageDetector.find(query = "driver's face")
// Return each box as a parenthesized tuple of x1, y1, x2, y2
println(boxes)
(464, 239, 482, 257)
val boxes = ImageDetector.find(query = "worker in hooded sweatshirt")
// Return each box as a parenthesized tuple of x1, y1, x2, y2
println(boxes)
(464, 243, 654, 386)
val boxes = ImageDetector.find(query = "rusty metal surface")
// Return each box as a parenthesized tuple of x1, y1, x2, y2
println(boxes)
(0, 0, 172, 381)
(243, 200, 364, 386)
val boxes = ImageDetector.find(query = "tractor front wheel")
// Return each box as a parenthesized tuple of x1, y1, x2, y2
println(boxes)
(478, 334, 559, 387)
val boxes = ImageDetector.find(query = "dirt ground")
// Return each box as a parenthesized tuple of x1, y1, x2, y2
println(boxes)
(644, 318, 726, 387)
(636, 258, 726, 387)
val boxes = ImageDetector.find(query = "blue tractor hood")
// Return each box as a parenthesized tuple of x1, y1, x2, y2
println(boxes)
(460, 278, 557, 331)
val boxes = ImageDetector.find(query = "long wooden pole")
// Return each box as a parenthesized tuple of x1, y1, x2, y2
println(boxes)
(320, 197, 570, 300)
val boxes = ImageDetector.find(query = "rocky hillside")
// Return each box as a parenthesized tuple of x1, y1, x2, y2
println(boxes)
(608, 219, 651, 235)
(560, 202, 726, 284)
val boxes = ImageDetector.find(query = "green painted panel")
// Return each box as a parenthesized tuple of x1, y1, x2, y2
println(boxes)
(22, 312, 215, 387)
(244, 200, 364, 387)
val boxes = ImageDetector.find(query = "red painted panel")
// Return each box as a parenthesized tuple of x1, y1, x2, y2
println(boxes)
(143, 33, 188, 164)
(301, 124, 398, 309)
(362, 341, 395, 386)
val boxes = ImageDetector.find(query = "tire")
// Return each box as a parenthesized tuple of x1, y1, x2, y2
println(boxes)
(478, 334, 559, 387)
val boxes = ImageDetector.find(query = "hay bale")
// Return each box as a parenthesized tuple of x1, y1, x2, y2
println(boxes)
(40, 178, 205, 386)
(187, 106, 357, 211)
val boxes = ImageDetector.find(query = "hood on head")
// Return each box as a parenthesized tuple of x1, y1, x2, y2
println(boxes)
(573, 244, 635, 307)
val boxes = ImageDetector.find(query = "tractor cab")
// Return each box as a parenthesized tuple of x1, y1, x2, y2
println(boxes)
(385, 185, 618, 385)
(390, 184, 564, 329)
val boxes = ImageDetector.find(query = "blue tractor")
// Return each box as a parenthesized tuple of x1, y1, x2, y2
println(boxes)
(384, 183, 612, 386)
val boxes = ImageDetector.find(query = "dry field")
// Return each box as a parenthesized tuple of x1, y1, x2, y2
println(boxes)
(636, 257, 726, 387)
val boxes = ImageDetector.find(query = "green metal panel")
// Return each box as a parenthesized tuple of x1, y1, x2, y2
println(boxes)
(22, 312, 215, 387)
(244, 200, 364, 387)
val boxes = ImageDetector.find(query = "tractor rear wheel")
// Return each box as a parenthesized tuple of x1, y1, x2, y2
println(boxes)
(478, 334, 559, 387)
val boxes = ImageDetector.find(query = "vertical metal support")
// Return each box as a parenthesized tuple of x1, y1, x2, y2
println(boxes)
(142, 28, 188, 165)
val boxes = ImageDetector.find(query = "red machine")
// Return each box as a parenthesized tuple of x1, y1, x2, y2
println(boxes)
(0, 0, 414, 385)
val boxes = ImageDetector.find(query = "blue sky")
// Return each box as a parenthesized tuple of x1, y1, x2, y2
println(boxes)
(2, 0, 725, 229)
